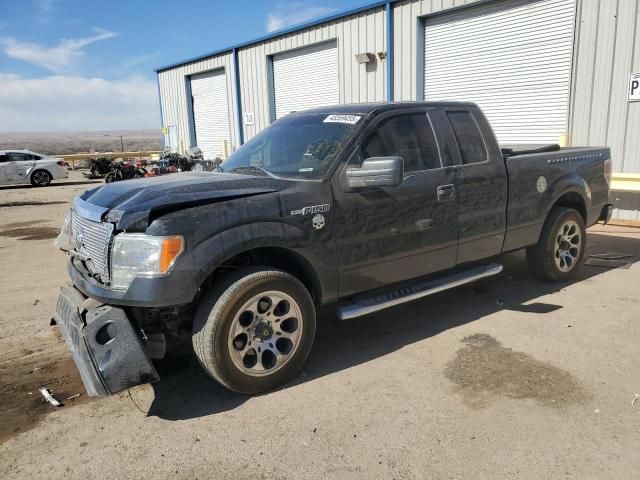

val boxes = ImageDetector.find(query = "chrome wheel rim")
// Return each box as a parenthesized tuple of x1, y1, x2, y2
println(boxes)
(227, 290, 303, 377)
(554, 220, 582, 272)
(33, 171, 49, 185)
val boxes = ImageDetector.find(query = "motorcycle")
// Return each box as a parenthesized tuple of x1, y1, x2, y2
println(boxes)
(104, 160, 147, 183)
(87, 157, 113, 178)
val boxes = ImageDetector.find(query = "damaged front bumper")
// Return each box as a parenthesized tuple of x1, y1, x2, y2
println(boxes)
(53, 286, 160, 397)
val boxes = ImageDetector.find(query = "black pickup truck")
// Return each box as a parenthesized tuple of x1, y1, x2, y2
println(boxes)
(53, 102, 613, 396)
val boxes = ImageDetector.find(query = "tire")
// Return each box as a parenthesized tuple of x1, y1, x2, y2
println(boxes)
(30, 170, 52, 187)
(192, 267, 316, 394)
(526, 207, 586, 281)
(105, 172, 115, 183)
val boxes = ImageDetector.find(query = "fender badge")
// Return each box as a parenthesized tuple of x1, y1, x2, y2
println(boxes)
(312, 214, 326, 230)
(536, 176, 548, 193)
(291, 204, 330, 216)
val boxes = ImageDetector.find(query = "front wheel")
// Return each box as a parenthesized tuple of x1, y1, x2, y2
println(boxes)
(192, 267, 316, 394)
(526, 207, 586, 281)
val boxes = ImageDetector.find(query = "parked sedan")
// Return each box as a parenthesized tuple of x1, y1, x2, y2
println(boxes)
(0, 150, 68, 187)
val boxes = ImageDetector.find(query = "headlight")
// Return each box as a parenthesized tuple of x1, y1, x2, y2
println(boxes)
(110, 233, 184, 291)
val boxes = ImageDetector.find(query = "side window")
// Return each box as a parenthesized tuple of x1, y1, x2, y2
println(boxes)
(362, 113, 442, 173)
(447, 111, 487, 164)
(8, 153, 29, 162)
(0, 154, 8, 163)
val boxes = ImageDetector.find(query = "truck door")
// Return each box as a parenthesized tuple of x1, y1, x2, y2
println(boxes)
(333, 109, 459, 297)
(440, 107, 508, 264)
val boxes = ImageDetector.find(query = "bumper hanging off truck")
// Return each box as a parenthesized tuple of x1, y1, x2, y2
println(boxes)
(53, 286, 160, 397)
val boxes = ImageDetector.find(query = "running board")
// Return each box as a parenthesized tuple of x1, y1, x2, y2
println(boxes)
(338, 263, 503, 320)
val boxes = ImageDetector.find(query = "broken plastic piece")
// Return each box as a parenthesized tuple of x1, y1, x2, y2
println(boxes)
(39, 388, 62, 407)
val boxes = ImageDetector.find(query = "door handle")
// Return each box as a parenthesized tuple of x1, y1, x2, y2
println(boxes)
(437, 184, 456, 202)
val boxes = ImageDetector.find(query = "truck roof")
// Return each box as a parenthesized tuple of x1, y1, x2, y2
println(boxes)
(287, 101, 479, 116)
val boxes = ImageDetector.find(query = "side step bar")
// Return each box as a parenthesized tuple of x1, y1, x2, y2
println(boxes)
(338, 263, 503, 320)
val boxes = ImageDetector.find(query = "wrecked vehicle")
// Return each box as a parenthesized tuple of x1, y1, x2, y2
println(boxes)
(52, 102, 613, 396)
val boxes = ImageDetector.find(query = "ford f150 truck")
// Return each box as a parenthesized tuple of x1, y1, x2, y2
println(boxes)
(53, 102, 613, 396)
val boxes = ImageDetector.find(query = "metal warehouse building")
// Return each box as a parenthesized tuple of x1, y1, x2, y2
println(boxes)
(156, 0, 640, 221)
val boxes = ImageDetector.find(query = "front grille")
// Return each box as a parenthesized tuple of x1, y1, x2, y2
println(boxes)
(71, 210, 113, 281)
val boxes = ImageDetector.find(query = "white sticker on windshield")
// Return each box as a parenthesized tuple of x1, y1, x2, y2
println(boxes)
(323, 114, 361, 125)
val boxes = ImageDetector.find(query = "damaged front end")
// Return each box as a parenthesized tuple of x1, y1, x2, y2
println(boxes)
(53, 286, 159, 396)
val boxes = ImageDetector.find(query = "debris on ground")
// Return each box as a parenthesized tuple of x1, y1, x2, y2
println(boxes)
(585, 253, 633, 269)
(32, 299, 39, 306)
(39, 388, 62, 407)
(633, 394, 639, 407)
(65, 393, 81, 401)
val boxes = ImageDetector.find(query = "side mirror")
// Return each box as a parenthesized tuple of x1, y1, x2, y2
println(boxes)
(346, 156, 404, 189)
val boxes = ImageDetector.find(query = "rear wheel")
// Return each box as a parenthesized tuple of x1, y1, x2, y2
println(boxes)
(30, 170, 52, 187)
(192, 267, 316, 394)
(526, 207, 586, 281)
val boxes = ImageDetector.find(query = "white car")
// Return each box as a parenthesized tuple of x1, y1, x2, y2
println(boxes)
(0, 150, 68, 187)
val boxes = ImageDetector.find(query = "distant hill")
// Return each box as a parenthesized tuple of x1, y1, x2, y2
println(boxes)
(0, 130, 163, 156)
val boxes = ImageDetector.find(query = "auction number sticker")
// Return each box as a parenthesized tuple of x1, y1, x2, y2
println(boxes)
(324, 114, 361, 125)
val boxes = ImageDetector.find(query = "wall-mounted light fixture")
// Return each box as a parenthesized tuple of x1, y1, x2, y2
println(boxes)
(355, 52, 375, 64)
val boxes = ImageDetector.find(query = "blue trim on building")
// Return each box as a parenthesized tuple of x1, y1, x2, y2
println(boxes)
(386, 0, 394, 101)
(184, 75, 197, 147)
(156, 75, 165, 147)
(232, 48, 244, 146)
(154, 0, 390, 73)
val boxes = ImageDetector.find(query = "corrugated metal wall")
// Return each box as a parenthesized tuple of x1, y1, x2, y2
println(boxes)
(569, 0, 640, 175)
(157, 0, 640, 183)
(157, 52, 238, 153)
(392, 0, 483, 101)
(238, 6, 387, 141)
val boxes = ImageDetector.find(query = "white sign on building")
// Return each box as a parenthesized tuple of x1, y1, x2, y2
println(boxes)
(630, 73, 640, 101)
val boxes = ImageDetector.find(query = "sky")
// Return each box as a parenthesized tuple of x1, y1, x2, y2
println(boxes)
(0, 0, 368, 133)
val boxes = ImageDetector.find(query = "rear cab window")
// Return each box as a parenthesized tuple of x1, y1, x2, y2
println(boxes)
(446, 111, 488, 165)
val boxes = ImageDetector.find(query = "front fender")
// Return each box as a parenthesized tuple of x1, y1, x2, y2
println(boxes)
(191, 221, 337, 303)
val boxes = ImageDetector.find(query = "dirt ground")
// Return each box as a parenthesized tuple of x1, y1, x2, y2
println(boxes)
(0, 171, 639, 479)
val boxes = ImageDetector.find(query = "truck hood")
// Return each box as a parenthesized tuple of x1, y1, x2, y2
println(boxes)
(79, 171, 291, 230)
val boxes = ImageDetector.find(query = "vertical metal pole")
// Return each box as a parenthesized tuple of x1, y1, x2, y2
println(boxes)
(233, 48, 245, 146)
(386, 0, 394, 102)
(156, 74, 165, 148)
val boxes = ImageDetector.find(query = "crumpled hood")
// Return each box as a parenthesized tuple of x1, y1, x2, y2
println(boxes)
(80, 171, 291, 230)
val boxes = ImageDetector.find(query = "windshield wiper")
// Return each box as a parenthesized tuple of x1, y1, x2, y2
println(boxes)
(228, 166, 273, 177)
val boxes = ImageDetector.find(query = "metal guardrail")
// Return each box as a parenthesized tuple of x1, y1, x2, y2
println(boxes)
(59, 151, 163, 170)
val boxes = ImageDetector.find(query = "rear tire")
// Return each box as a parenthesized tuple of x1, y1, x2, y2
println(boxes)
(192, 267, 316, 394)
(526, 207, 586, 281)
(30, 170, 52, 187)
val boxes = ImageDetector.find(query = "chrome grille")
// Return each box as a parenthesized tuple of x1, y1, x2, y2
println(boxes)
(71, 210, 113, 280)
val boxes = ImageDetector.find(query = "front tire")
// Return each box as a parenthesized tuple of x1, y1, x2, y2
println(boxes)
(30, 170, 52, 187)
(526, 207, 586, 281)
(192, 267, 316, 394)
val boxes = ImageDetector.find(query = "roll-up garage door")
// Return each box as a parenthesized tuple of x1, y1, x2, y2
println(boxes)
(272, 41, 339, 120)
(190, 70, 230, 159)
(424, 0, 575, 145)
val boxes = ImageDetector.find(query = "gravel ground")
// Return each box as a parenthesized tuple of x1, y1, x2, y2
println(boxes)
(1, 171, 639, 479)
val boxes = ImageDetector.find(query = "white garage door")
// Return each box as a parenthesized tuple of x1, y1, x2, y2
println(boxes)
(424, 0, 575, 145)
(190, 70, 231, 159)
(273, 41, 339, 120)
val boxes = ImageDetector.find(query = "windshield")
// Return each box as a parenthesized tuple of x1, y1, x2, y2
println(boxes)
(221, 113, 362, 180)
